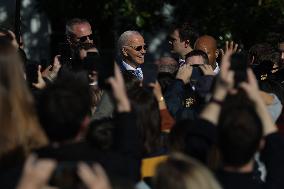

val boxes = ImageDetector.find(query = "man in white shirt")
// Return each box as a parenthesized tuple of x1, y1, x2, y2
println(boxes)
(194, 35, 220, 74)
(117, 31, 147, 80)
(168, 22, 199, 65)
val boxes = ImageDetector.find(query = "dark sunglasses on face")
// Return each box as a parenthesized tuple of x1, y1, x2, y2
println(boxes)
(77, 34, 94, 43)
(128, 44, 148, 51)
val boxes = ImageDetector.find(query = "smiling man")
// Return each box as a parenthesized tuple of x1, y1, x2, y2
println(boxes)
(117, 30, 147, 80)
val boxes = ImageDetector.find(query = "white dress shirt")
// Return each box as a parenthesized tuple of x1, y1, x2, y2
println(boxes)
(122, 61, 143, 80)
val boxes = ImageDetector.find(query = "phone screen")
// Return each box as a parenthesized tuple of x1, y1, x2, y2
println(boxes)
(230, 52, 248, 88)
(142, 63, 158, 85)
(97, 50, 115, 90)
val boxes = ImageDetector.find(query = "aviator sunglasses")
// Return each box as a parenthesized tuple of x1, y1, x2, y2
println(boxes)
(126, 44, 148, 51)
(77, 34, 94, 43)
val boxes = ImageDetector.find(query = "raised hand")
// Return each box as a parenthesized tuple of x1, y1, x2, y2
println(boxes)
(200, 50, 234, 125)
(78, 163, 112, 189)
(213, 53, 235, 101)
(7, 30, 19, 48)
(220, 41, 239, 57)
(107, 63, 130, 112)
(32, 65, 46, 90)
(176, 64, 193, 84)
(199, 64, 215, 76)
(17, 154, 57, 189)
(149, 81, 167, 110)
(42, 55, 62, 82)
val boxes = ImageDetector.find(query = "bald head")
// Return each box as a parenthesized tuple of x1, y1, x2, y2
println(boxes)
(194, 35, 219, 68)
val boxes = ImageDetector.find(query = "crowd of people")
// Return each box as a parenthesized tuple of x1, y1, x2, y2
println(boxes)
(0, 18, 284, 189)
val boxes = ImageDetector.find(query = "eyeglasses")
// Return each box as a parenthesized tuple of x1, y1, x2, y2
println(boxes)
(77, 34, 94, 43)
(126, 44, 148, 51)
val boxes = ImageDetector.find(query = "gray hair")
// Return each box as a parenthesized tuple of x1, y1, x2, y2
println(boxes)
(117, 30, 142, 56)
(65, 18, 90, 36)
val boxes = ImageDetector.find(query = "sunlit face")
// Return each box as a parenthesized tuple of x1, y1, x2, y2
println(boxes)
(123, 34, 146, 67)
(70, 22, 93, 44)
(168, 29, 188, 57)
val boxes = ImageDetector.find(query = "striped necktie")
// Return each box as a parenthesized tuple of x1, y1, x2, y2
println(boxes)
(135, 68, 143, 80)
(179, 59, 185, 67)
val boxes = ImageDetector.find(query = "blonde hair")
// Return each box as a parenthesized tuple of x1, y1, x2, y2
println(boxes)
(154, 153, 222, 189)
(0, 41, 48, 161)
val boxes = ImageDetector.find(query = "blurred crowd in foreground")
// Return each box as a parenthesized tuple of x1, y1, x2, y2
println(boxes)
(0, 19, 284, 189)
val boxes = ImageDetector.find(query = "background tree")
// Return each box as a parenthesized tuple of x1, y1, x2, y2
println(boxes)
(34, 0, 284, 58)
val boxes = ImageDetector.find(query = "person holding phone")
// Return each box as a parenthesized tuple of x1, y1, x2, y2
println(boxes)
(165, 50, 215, 121)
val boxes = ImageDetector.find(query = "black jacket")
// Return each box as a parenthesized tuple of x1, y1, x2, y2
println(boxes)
(36, 112, 143, 182)
(165, 76, 214, 121)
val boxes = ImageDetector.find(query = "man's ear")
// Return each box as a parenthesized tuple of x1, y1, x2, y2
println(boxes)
(122, 47, 128, 57)
(215, 49, 219, 58)
(67, 35, 76, 46)
(251, 55, 255, 64)
(184, 39, 190, 48)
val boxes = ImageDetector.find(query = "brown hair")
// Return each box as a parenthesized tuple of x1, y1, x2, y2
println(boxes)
(0, 39, 48, 164)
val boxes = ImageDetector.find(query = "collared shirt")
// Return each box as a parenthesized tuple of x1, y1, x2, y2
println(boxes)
(214, 62, 220, 74)
(179, 58, 185, 67)
(122, 61, 143, 80)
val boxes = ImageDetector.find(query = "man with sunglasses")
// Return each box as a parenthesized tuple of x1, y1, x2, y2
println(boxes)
(117, 30, 147, 80)
(65, 18, 95, 48)
(57, 18, 98, 68)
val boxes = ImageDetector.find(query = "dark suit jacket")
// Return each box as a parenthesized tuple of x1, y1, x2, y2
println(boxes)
(165, 75, 214, 121)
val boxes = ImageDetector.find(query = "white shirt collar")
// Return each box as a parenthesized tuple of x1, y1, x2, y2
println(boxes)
(179, 58, 185, 64)
(122, 61, 143, 79)
(122, 61, 137, 71)
(213, 62, 220, 74)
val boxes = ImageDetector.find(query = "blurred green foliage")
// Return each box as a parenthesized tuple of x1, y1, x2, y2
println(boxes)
(37, 0, 284, 50)
(172, 0, 284, 48)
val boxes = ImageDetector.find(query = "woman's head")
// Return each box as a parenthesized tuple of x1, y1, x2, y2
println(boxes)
(0, 39, 47, 164)
(218, 93, 263, 167)
(128, 87, 161, 154)
(154, 153, 221, 189)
